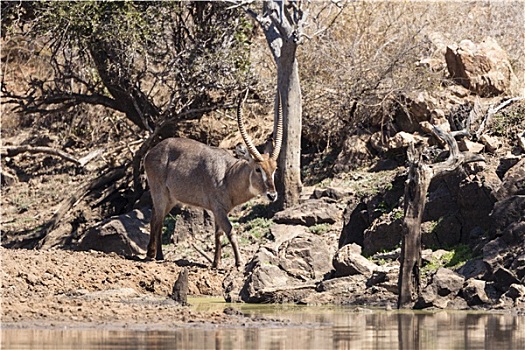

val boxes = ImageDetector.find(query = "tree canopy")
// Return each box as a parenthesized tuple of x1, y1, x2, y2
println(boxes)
(2, 1, 255, 134)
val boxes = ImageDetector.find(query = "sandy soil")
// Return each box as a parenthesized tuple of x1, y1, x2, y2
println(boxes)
(0, 246, 283, 329)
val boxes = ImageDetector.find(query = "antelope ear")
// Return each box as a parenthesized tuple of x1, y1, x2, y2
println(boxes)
(234, 143, 252, 160)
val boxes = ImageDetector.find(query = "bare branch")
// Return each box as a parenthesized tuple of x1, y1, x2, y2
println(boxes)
(1, 145, 81, 165)
(476, 96, 524, 138)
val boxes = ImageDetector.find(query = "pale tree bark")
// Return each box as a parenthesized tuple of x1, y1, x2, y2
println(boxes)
(398, 126, 484, 309)
(246, 0, 308, 209)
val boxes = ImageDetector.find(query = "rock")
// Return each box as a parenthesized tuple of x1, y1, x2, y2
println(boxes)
(273, 199, 340, 226)
(492, 267, 520, 293)
(511, 254, 525, 281)
(333, 243, 378, 278)
(479, 134, 502, 153)
(456, 259, 488, 280)
(227, 225, 335, 303)
(172, 207, 214, 244)
(339, 201, 369, 248)
(171, 268, 189, 306)
(311, 187, 347, 201)
(77, 208, 151, 256)
(433, 268, 465, 297)
(519, 131, 525, 152)
(458, 139, 484, 153)
(482, 237, 508, 269)
(489, 196, 525, 244)
(503, 284, 525, 301)
(462, 279, 490, 306)
(445, 37, 519, 97)
(494, 158, 525, 200)
(334, 132, 373, 173)
(362, 217, 403, 256)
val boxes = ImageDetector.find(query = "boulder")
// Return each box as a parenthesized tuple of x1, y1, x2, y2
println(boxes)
(494, 158, 525, 200)
(445, 37, 520, 97)
(462, 279, 490, 306)
(456, 259, 489, 280)
(395, 91, 438, 132)
(171, 207, 215, 244)
(362, 216, 403, 256)
(334, 132, 374, 173)
(489, 196, 525, 244)
(433, 267, 465, 297)
(503, 284, 525, 301)
(479, 134, 502, 153)
(339, 201, 369, 248)
(225, 225, 335, 303)
(491, 267, 520, 293)
(77, 208, 151, 256)
(273, 199, 340, 226)
(333, 243, 378, 278)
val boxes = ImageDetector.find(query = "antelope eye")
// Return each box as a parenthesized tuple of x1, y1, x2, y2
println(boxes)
(255, 168, 262, 173)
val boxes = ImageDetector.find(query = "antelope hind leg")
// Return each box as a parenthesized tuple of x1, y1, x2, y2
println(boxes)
(147, 206, 165, 260)
(212, 228, 223, 269)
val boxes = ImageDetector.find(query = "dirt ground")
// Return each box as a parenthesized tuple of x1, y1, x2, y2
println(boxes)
(0, 127, 326, 330)
(0, 245, 292, 329)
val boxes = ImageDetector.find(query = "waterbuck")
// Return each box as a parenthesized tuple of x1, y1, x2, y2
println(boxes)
(144, 92, 283, 268)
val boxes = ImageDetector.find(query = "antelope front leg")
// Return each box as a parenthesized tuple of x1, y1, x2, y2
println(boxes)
(229, 232, 243, 268)
(216, 214, 243, 268)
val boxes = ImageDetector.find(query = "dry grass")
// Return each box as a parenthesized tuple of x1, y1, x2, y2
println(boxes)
(296, 1, 524, 152)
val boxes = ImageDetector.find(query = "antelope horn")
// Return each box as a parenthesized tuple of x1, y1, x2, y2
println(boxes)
(271, 89, 283, 161)
(237, 90, 264, 162)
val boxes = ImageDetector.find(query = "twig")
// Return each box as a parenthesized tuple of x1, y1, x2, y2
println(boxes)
(191, 243, 214, 265)
(476, 96, 524, 138)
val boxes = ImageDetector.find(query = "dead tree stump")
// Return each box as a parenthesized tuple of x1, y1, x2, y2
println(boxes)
(397, 126, 484, 309)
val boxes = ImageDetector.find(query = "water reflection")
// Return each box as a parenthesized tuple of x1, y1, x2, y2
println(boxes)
(3, 303, 524, 350)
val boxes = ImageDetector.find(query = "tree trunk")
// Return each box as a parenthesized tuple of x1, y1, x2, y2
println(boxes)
(398, 145, 432, 309)
(250, 0, 305, 209)
(276, 38, 303, 209)
(397, 126, 484, 309)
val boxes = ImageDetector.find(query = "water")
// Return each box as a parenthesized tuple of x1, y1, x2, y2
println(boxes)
(2, 298, 524, 350)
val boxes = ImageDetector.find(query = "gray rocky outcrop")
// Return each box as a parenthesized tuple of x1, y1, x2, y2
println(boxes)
(76, 208, 150, 256)
(224, 224, 335, 303)
(332, 243, 378, 278)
